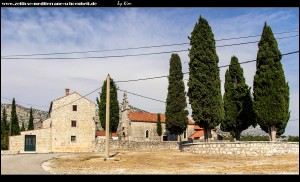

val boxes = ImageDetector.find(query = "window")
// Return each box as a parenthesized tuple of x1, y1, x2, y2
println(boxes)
(72, 105, 77, 111)
(146, 130, 149, 138)
(71, 120, 76, 127)
(184, 131, 187, 139)
(71, 136, 76, 142)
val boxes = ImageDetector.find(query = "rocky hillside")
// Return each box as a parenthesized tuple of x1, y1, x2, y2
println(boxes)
(1, 103, 49, 130)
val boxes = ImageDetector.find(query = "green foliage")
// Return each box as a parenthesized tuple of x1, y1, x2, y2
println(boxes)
(253, 23, 290, 138)
(1, 108, 9, 150)
(165, 54, 188, 137)
(187, 16, 223, 140)
(10, 98, 20, 136)
(20, 121, 25, 131)
(240, 136, 270, 141)
(96, 77, 119, 132)
(287, 136, 299, 142)
(221, 56, 256, 140)
(156, 114, 162, 137)
(27, 107, 34, 130)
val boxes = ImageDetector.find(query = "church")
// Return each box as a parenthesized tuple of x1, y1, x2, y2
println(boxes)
(117, 92, 195, 142)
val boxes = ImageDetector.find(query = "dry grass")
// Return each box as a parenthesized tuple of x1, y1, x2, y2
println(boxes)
(43, 150, 299, 174)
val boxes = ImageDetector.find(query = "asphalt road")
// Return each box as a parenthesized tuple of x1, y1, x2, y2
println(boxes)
(1, 153, 64, 174)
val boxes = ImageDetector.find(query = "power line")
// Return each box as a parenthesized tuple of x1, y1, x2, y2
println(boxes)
(116, 51, 299, 83)
(1, 97, 49, 108)
(116, 87, 192, 110)
(1, 34, 298, 60)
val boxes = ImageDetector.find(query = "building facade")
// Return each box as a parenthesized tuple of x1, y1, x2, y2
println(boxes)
(117, 92, 195, 142)
(9, 89, 96, 153)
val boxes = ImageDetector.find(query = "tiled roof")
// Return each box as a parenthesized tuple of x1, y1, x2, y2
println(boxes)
(96, 131, 118, 137)
(189, 130, 204, 138)
(129, 112, 194, 125)
(194, 125, 202, 130)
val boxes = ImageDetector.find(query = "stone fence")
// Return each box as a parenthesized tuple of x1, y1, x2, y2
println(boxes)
(181, 141, 299, 156)
(93, 139, 181, 152)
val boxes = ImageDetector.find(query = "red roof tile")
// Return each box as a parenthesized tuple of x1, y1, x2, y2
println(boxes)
(129, 112, 194, 125)
(96, 131, 118, 137)
(194, 125, 203, 130)
(189, 130, 204, 138)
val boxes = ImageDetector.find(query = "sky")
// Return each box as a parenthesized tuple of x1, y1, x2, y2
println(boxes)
(1, 8, 299, 136)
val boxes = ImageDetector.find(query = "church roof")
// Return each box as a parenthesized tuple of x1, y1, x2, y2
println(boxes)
(129, 112, 195, 125)
(189, 130, 204, 139)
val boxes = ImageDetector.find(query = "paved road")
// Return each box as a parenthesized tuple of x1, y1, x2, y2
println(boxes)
(1, 153, 64, 174)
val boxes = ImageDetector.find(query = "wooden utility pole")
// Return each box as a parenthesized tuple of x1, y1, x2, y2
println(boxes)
(105, 74, 110, 159)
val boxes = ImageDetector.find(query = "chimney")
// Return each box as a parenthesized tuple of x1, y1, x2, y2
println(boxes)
(65, 88, 70, 96)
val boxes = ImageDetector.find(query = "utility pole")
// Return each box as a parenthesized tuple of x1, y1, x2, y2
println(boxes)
(105, 74, 110, 159)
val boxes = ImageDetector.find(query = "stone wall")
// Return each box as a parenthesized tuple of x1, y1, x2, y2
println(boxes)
(51, 92, 96, 152)
(181, 141, 299, 156)
(93, 139, 181, 152)
(9, 128, 52, 153)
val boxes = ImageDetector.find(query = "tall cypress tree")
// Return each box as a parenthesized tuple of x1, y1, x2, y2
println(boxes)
(165, 53, 188, 141)
(156, 113, 162, 141)
(27, 107, 34, 130)
(221, 56, 256, 140)
(253, 23, 290, 141)
(96, 77, 119, 133)
(20, 121, 25, 132)
(10, 98, 20, 136)
(1, 108, 9, 150)
(187, 16, 223, 142)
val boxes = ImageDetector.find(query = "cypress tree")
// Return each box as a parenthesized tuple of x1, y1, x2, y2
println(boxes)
(10, 98, 20, 136)
(20, 121, 25, 132)
(253, 23, 290, 141)
(27, 107, 34, 130)
(187, 16, 223, 142)
(165, 53, 188, 141)
(221, 56, 256, 140)
(96, 78, 119, 134)
(156, 113, 162, 141)
(1, 108, 9, 150)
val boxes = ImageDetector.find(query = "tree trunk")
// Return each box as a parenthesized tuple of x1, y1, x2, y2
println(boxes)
(271, 124, 277, 141)
(204, 126, 208, 142)
(235, 129, 241, 141)
(268, 127, 271, 141)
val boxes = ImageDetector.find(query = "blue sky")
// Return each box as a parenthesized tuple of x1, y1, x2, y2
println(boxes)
(1, 8, 299, 136)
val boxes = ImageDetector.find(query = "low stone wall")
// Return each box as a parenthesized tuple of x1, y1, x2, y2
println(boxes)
(181, 141, 299, 156)
(93, 139, 181, 152)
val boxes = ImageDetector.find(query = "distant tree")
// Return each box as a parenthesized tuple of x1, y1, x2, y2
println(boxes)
(96, 77, 119, 134)
(187, 16, 223, 142)
(1, 108, 9, 150)
(156, 113, 162, 141)
(165, 53, 189, 141)
(27, 108, 34, 130)
(10, 98, 20, 136)
(253, 23, 290, 141)
(221, 56, 256, 140)
(20, 121, 25, 132)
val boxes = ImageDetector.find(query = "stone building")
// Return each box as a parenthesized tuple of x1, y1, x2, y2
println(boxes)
(117, 92, 195, 142)
(9, 89, 96, 153)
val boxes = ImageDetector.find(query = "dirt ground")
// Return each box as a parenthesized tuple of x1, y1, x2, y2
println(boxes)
(43, 150, 299, 174)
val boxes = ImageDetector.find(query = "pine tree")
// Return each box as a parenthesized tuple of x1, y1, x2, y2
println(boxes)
(27, 107, 34, 130)
(187, 16, 223, 142)
(1, 108, 9, 150)
(20, 121, 25, 131)
(221, 56, 256, 140)
(10, 98, 20, 136)
(96, 77, 119, 134)
(156, 113, 162, 141)
(253, 22, 290, 141)
(165, 53, 188, 141)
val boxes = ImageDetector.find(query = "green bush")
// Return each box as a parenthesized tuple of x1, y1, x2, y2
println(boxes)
(287, 136, 299, 142)
(240, 136, 269, 141)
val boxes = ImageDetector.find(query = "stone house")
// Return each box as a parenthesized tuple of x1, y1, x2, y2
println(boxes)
(117, 92, 195, 142)
(9, 89, 96, 153)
